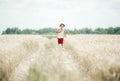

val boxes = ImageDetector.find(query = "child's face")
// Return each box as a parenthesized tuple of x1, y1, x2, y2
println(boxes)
(60, 25, 64, 28)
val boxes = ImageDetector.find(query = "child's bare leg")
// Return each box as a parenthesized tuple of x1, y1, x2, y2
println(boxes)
(61, 44, 64, 48)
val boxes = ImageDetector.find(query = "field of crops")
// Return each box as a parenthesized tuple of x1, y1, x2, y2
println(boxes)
(0, 35, 120, 81)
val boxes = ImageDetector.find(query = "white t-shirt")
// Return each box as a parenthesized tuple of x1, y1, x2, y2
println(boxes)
(57, 28, 65, 38)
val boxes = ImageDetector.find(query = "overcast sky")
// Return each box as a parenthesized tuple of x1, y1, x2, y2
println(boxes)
(0, 0, 120, 32)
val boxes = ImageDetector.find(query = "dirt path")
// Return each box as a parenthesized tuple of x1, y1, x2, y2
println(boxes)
(50, 38, 81, 78)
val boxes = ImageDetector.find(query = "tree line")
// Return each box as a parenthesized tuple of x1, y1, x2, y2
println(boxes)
(1, 27, 120, 35)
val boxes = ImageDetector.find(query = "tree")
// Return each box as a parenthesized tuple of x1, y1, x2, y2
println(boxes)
(106, 27, 114, 34)
(94, 28, 107, 34)
(1, 26, 120, 35)
(114, 27, 120, 34)
(80, 28, 93, 34)
(2, 27, 21, 34)
(5, 28, 11, 34)
(21, 29, 33, 34)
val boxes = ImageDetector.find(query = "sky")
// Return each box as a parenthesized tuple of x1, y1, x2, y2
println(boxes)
(0, 0, 120, 33)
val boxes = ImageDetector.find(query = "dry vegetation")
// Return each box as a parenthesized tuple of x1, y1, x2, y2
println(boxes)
(0, 35, 120, 81)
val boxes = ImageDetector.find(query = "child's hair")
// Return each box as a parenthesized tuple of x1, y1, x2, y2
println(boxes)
(59, 23, 65, 27)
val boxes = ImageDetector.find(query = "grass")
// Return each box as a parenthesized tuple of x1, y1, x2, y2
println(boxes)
(0, 68, 8, 81)
(91, 65, 120, 81)
(0, 35, 120, 81)
(28, 67, 47, 81)
(42, 35, 56, 40)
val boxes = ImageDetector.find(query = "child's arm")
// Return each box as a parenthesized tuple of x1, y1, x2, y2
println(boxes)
(56, 28, 61, 34)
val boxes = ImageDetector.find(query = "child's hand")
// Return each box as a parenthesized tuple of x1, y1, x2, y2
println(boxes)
(56, 28, 61, 34)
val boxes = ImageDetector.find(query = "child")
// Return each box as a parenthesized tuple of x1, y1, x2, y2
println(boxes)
(56, 23, 66, 48)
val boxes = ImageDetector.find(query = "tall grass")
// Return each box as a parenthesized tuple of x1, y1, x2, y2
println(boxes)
(0, 35, 120, 81)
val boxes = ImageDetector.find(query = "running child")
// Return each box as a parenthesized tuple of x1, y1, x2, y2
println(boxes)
(56, 23, 66, 47)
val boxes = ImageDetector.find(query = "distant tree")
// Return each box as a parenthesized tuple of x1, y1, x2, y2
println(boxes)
(94, 28, 107, 34)
(114, 27, 120, 34)
(2, 27, 21, 34)
(36, 28, 56, 34)
(74, 28, 79, 34)
(13, 27, 21, 34)
(80, 28, 93, 34)
(1, 26, 120, 35)
(66, 29, 74, 34)
(5, 28, 11, 34)
(21, 29, 33, 34)
(106, 27, 114, 34)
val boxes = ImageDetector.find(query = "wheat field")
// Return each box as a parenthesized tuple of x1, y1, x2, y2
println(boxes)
(0, 35, 120, 81)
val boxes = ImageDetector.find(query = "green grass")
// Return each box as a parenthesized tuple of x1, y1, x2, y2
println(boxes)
(28, 67, 47, 81)
(0, 69, 8, 81)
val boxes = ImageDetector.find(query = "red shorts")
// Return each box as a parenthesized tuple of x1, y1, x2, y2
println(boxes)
(58, 38, 64, 44)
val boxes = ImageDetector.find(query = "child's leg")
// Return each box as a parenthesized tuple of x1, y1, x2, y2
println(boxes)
(61, 44, 64, 48)
(61, 38, 64, 48)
